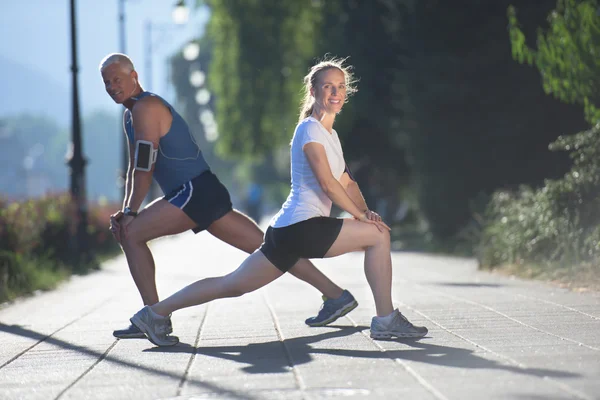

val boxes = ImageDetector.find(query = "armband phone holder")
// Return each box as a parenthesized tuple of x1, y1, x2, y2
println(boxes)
(134, 140, 158, 171)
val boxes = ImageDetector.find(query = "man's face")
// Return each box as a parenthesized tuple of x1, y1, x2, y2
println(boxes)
(101, 63, 137, 104)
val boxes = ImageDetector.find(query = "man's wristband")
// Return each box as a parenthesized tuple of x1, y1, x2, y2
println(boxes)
(123, 207, 138, 217)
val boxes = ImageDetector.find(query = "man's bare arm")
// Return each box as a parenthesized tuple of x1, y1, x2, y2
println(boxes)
(121, 110, 134, 210)
(126, 98, 163, 212)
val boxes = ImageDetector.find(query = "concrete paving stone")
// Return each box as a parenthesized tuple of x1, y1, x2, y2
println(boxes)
(2, 231, 600, 400)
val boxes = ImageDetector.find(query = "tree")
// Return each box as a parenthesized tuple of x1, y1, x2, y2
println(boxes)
(476, 0, 600, 267)
(400, 0, 587, 239)
(0, 114, 68, 198)
(508, 0, 600, 124)
(82, 111, 120, 201)
(201, 0, 323, 158)
(196, 0, 414, 218)
(186, 0, 588, 242)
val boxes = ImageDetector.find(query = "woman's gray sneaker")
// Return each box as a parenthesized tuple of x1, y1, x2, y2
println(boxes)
(370, 309, 428, 339)
(113, 318, 173, 339)
(305, 289, 358, 327)
(130, 306, 179, 347)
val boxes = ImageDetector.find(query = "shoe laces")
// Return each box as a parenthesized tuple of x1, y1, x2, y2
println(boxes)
(152, 317, 173, 335)
(318, 297, 340, 315)
(155, 323, 168, 335)
(393, 312, 416, 328)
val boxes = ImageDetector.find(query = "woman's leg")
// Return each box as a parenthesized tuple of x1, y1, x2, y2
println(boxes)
(324, 219, 393, 317)
(207, 209, 343, 299)
(151, 250, 284, 317)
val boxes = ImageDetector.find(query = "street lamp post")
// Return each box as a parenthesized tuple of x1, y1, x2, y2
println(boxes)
(117, 0, 128, 198)
(68, 0, 89, 263)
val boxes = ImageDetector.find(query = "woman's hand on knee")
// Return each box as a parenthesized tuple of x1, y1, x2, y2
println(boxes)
(365, 210, 383, 222)
(358, 212, 390, 232)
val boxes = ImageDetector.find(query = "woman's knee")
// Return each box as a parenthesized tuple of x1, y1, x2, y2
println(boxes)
(367, 226, 391, 249)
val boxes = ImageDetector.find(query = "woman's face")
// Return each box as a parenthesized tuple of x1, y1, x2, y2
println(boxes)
(312, 67, 347, 115)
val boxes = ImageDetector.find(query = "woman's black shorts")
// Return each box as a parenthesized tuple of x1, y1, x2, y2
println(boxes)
(259, 217, 344, 273)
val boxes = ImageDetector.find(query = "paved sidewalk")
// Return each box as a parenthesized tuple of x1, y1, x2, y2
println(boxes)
(1, 230, 599, 400)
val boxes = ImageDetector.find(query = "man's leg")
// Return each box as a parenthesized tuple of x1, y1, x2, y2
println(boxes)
(113, 198, 196, 338)
(119, 198, 197, 305)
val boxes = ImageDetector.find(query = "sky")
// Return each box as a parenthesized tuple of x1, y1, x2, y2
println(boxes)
(0, 0, 209, 125)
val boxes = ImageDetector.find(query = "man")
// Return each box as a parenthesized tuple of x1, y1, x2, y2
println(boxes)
(100, 53, 358, 339)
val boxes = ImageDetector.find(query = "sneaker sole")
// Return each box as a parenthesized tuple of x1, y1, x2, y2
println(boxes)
(130, 315, 179, 347)
(306, 300, 359, 327)
(113, 332, 146, 339)
(370, 330, 428, 339)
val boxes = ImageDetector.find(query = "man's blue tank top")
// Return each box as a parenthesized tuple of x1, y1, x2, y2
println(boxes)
(124, 91, 210, 194)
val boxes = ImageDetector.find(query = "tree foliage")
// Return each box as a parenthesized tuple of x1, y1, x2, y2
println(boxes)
(0, 115, 68, 197)
(311, 0, 413, 211)
(400, 0, 586, 239)
(200, 0, 323, 158)
(479, 0, 600, 268)
(181, 0, 589, 243)
(480, 123, 600, 267)
(0, 112, 121, 201)
(508, 0, 600, 123)
(194, 0, 414, 218)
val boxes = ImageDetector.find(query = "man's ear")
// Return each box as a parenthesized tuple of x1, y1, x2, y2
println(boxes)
(132, 70, 139, 85)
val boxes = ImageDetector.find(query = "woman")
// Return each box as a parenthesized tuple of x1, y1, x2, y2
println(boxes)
(130, 57, 428, 346)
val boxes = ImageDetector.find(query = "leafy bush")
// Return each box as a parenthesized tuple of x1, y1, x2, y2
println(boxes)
(478, 124, 600, 268)
(0, 193, 120, 302)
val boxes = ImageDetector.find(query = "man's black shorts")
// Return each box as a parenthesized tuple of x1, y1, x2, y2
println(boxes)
(164, 170, 233, 233)
(259, 217, 344, 273)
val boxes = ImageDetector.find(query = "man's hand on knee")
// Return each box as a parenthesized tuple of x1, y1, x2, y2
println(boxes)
(110, 211, 124, 243)
(119, 215, 136, 240)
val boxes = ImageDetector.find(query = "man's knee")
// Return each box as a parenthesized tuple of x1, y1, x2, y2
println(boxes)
(211, 211, 264, 253)
(121, 222, 153, 246)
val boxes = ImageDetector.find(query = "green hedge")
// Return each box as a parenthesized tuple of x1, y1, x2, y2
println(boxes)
(478, 124, 600, 270)
(0, 194, 121, 302)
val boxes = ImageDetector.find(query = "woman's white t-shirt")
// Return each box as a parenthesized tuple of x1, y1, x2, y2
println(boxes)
(270, 117, 346, 228)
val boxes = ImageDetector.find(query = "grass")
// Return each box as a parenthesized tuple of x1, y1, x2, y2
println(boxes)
(483, 262, 600, 292)
(0, 244, 121, 305)
(391, 221, 600, 292)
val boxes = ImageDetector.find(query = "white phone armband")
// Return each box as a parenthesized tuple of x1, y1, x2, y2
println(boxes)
(134, 140, 158, 172)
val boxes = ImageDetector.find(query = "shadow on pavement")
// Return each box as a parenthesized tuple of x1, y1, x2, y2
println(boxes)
(433, 282, 504, 288)
(0, 322, 257, 400)
(147, 325, 579, 380)
(385, 339, 579, 379)
(145, 325, 365, 373)
(509, 395, 580, 400)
